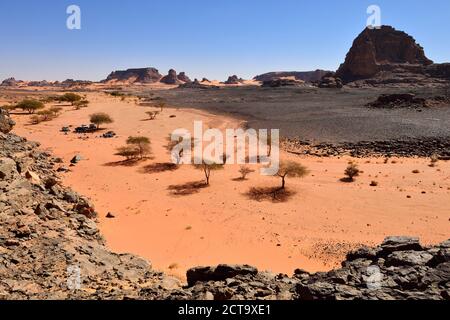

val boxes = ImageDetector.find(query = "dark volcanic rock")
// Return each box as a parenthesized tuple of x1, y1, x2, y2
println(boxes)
(262, 78, 305, 88)
(336, 26, 433, 84)
(177, 72, 191, 83)
(0, 108, 15, 134)
(187, 265, 258, 286)
(255, 70, 331, 83)
(160, 69, 180, 85)
(318, 74, 343, 88)
(104, 68, 162, 84)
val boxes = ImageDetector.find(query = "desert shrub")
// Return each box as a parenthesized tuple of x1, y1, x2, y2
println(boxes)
(155, 101, 166, 112)
(126, 136, 151, 159)
(36, 110, 54, 121)
(239, 165, 255, 180)
(344, 162, 360, 182)
(30, 115, 42, 125)
(193, 160, 223, 185)
(1, 104, 16, 112)
(89, 112, 113, 129)
(276, 161, 309, 189)
(16, 99, 45, 114)
(429, 155, 439, 167)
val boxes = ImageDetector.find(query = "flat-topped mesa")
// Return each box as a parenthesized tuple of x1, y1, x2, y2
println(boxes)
(254, 70, 331, 83)
(103, 67, 162, 84)
(336, 26, 433, 84)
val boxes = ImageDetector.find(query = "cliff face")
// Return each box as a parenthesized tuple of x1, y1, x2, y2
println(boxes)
(336, 26, 434, 84)
(0, 121, 448, 300)
(103, 68, 162, 84)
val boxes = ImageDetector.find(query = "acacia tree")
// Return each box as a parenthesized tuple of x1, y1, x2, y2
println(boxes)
(16, 99, 45, 114)
(73, 100, 89, 110)
(36, 110, 54, 121)
(49, 106, 63, 116)
(194, 160, 223, 185)
(115, 146, 140, 160)
(155, 101, 166, 112)
(126, 136, 151, 159)
(89, 112, 113, 130)
(276, 161, 308, 189)
(60, 93, 82, 105)
(146, 110, 160, 120)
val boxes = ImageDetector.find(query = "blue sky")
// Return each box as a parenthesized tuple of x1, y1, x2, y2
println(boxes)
(0, 0, 449, 81)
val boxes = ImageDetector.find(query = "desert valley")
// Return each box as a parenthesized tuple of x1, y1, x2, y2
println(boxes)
(1, 25, 449, 300)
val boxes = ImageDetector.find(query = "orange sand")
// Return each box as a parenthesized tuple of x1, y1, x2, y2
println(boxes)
(10, 92, 450, 280)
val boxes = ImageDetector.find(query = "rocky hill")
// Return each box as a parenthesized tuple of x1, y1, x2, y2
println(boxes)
(336, 26, 450, 86)
(254, 70, 330, 83)
(0, 109, 448, 300)
(103, 68, 163, 84)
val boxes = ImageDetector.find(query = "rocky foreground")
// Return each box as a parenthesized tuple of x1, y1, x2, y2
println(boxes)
(0, 110, 449, 300)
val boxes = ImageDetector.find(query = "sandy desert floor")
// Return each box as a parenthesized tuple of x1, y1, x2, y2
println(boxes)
(7, 91, 450, 280)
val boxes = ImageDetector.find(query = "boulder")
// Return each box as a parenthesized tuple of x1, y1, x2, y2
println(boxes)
(0, 108, 15, 134)
(186, 264, 258, 286)
(0, 157, 17, 180)
(386, 251, 434, 267)
(380, 236, 422, 253)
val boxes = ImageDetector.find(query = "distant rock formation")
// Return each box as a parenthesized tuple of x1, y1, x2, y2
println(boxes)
(224, 75, 242, 85)
(318, 73, 343, 88)
(0, 108, 15, 133)
(254, 70, 330, 83)
(177, 72, 191, 83)
(160, 69, 181, 85)
(201, 78, 211, 83)
(104, 68, 162, 84)
(27, 80, 51, 87)
(336, 26, 434, 84)
(1, 78, 20, 87)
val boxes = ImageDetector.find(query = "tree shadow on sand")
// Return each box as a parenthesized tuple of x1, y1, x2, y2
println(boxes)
(245, 186, 296, 203)
(167, 181, 207, 196)
(103, 158, 149, 167)
(139, 162, 179, 174)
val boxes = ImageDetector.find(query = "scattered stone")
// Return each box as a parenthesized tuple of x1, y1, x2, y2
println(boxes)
(106, 212, 115, 218)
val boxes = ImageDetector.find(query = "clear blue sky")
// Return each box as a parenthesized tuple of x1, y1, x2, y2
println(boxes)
(1, 0, 449, 81)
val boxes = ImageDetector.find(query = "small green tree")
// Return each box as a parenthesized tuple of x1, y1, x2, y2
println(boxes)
(73, 100, 89, 110)
(276, 161, 308, 189)
(60, 93, 82, 105)
(344, 162, 360, 181)
(126, 136, 151, 159)
(194, 160, 223, 185)
(49, 106, 63, 116)
(16, 99, 45, 114)
(89, 112, 114, 130)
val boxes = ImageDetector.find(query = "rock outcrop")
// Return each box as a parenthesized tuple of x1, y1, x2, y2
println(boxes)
(103, 68, 162, 84)
(177, 72, 192, 83)
(318, 73, 343, 88)
(255, 70, 331, 83)
(0, 131, 448, 300)
(224, 75, 242, 85)
(160, 69, 180, 85)
(0, 108, 15, 134)
(1, 78, 20, 87)
(335, 26, 449, 86)
(262, 78, 305, 88)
